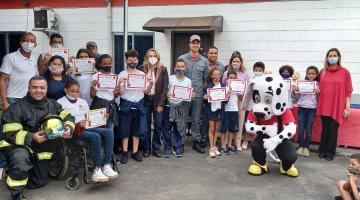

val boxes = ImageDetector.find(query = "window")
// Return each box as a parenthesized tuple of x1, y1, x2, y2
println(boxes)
(114, 33, 154, 74)
(0, 32, 24, 65)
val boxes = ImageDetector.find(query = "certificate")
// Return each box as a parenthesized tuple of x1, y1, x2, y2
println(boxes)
(50, 48, 70, 63)
(296, 81, 316, 94)
(97, 74, 118, 90)
(208, 88, 227, 102)
(86, 108, 107, 129)
(172, 85, 192, 101)
(127, 74, 146, 89)
(229, 80, 247, 94)
(73, 58, 95, 74)
(283, 79, 291, 91)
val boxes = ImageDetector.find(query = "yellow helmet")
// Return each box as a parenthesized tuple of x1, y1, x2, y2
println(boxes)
(40, 115, 64, 139)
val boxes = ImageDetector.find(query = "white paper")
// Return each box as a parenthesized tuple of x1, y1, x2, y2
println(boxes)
(86, 108, 107, 129)
(173, 85, 192, 101)
(208, 88, 227, 102)
(97, 74, 118, 90)
(283, 79, 291, 91)
(50, 48, 69, 63)
(230, 80, 246, 94)
(73, 58, 95, 74)
(127, 74, 146, 89)
(297, 81, 316, 94)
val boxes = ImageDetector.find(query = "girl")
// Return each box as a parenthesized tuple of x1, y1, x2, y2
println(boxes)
(57, 80, 118, 182)
(45, 55, 74, 100)
(203, 69, 227, 158)
(293, 66, 320, 157)
(279, 65, 295, 109)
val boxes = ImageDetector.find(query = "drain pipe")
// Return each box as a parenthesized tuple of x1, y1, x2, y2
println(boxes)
(105, 0, 113, 59)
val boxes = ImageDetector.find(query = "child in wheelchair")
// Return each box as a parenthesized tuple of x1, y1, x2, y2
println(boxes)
(57, 79, 118, 182)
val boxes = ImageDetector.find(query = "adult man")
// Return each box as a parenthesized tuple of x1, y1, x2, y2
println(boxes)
(0, 32, 38, 111)
(37, 33, 64, 75)
(178, 35, 209, 153)
(0, 76, 75, 200)
(206, 46, 225, 73)
(86, 41, 101, 63)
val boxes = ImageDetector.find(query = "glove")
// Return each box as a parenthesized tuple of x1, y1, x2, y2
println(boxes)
(263, 136, 281, 153)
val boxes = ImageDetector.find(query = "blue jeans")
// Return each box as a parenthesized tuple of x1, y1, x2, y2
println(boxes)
(80, 124, 114, 167)
(190, 97, 204, 142)
(162, 106, 183, 154)
(298, 107, 316, 148)
(143, 105, 162, 153)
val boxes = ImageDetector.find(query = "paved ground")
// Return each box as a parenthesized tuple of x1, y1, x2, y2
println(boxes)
(0, 141, 353, 200)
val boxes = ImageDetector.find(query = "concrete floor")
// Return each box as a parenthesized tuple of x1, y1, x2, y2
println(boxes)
(0, 141, 350, 200)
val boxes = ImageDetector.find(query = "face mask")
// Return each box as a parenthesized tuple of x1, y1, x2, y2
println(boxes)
(100, 66, 112, 72)
(232, 63, 240, 70)
(254, 72, 264, 77)
(281, 73, 290, 79)
(175, 68, 185, 75)
(328, 56, 338, 65)
(212, 75, 221, 82)
(21, 42, 35, 53)
(149, 57, 158, 66)
(66, 94, 77, 101)
(48, 65, 64, 74)
(348, 167, 360, 175)
(127, 62, 137, 69)
(51, 43, 63, 48)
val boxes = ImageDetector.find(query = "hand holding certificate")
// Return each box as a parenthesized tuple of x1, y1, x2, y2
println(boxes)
(208, 88, 227, 102)
(283, 79, 292, 91)
(97, 74, 118, 90)
(296, 81, 316, 94)
(50, 48, 70, 63)
(73, 58, 95, 74)
(172, 85, 192, 101)
(126, 74, 146, 89)
(86, 108, 107, 129)
(229, 80, 247, 94)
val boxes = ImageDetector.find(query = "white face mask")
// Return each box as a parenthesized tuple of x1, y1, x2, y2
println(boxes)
(21, 42, 35, 53)
(328, 56, 338, 65)
(149, 57, 158, 66)
(66, 94, 77, 101)
(51, 43, 63, 48)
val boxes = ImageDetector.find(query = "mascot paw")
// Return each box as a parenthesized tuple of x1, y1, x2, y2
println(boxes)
(263, 137, 280, 152)
(280, 164, 299, 177)
(248, 161, 268, 176)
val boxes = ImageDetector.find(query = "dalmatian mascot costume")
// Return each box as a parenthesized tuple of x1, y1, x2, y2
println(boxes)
(241, 74, 298, 177)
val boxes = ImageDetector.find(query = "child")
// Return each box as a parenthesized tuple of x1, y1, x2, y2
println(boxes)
(203, 69, 227, 158)
(220, 70, 239, 154)
(163, 59, 192, 158)
(294, 66, 319, 157)
(336, 153, 360, 200)
(57, 80, 118, 182)
(118, 50, 153, 164)
(279, 65, 295, 109)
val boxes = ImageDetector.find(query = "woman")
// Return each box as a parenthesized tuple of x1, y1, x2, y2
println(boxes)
(45, 55, 74, 100)
(139, 48, 169, 158)
(317, 48, 353, 161)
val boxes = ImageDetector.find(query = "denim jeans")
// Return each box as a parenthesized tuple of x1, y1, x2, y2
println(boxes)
(162, 106, 183, 154)
(190, 97, 204, 142)
(143, 104, 162, 153)
(297, 107, 316, 148)
(80, 124, 114, 167)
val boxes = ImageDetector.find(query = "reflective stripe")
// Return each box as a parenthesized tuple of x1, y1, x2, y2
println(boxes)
(3, 123, 23, 132)
(64, 121, 75, 129)
(15, 131, 28, 145)
(7, 176, 28, 187)
(59, 110, 70, 120)
(37, 152, 53, 160)
(0, 140, 11, 148)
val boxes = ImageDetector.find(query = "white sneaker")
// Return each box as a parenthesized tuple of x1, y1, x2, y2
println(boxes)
(92, 168, 109, 183)
(241, 142, 248, 150)
(209, 149, 216, 158)
(102, 164, 118, 179)
(0, 168, 3, 180)
(214, 148, 221, 156)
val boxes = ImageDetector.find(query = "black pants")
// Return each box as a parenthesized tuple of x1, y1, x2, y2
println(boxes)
(6, 147, 51, 199)
(251, 134, 297, 171)
(319, 116, 339, 157)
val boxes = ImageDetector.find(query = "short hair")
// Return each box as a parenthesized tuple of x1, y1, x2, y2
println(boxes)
(350, 153, 360, 163)
(253, 61, 265, 71)
(20, 32, 36, 42)
(76, 48, 90, 58)
(49, 33, 63, 43)
(97, 54, 113, 67)
(207, 46, 218, 53)
(125, 50, 139, 60)
(29, 75, 46, 85)
(65, 79, 80, 89)
(175, 59, 186, 65)
(279, 65, 294, 76)
(227, 70, 237, 77)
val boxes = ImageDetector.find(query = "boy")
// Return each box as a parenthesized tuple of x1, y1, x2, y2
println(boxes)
(336, 153, 360, 200)
(253, 61, 265, 77)
(162, 59, 192, 158)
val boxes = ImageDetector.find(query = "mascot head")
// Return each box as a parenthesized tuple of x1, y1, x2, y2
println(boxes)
(243, 74, 288, 120)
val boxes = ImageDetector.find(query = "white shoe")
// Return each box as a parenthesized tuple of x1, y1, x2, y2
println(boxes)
(214, 148, 221, 156)
(92, 168, 109, 183)
(209, 149, 216, 158)
(0, 168, 3, 180)
(241, 142, 248, 150)
(102, 164, 118, 179)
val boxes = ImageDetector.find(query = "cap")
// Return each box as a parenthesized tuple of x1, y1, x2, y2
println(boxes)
(189, 34, 201, 42)
(86, 41, 97, 48)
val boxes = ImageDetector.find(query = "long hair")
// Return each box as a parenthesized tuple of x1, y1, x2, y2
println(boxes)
(305, 66, 319, 82)
(226, 54, 246, 73)
(206, 69, 221, 86)
(48, 55, 67, 77)
(321, 48, 342, 76)
(143, 48, 163, 81)
(76, 48, 90, 58)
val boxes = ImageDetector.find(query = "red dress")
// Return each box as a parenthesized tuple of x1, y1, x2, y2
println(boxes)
(317, 66, 353, 125)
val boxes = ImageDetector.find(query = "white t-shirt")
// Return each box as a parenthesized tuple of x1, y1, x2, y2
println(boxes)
(57, 96, 90, 123)
(119, 70, 145, 103)
(75, 74, 93, 105)
(0, 49, 38, 98)
(168, 75, 192, 104)
(92, 72, 117, 101)
(225, 89, 239, 112)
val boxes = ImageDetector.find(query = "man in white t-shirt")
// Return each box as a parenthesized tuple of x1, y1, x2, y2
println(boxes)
(0, 32, 38, 110)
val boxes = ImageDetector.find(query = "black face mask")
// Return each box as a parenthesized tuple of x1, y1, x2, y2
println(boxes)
(100, 66, 112, 72)
(175, 68, 185, 75)
(127, 63, 137, 69)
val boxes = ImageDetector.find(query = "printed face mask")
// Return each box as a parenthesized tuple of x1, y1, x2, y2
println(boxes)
(48, 65, 64, 75)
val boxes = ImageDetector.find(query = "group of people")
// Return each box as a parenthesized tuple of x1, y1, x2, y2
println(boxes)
(0, 32, 355, 200)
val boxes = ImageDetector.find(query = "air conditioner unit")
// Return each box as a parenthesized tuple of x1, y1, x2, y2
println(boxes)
(33, 7, 57, 31)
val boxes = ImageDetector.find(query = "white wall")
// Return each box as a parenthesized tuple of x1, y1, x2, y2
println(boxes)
(0, 0, 360, 97)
